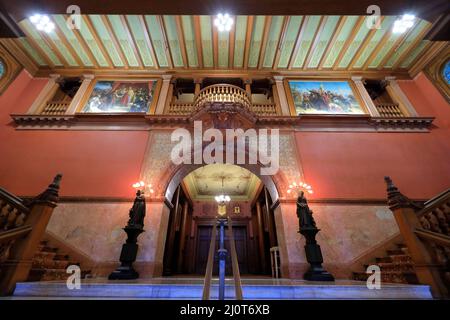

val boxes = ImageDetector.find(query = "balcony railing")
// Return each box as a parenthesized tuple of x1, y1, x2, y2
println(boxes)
(40, 101, 71, 115)
(375, 103, 405, 118)
(193, 84, 252, 111)
(251, 103, 278, 116)
(167, 103, 194, 115)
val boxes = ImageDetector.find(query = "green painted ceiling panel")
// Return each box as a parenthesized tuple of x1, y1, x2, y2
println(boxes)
(322, 16, 358, 68)
(43, 20, 78, 66)
(21, 20, 63, 66)
(368, 27, 403, 68)
(78, 18, 109, 67)
(338, 17, 372, 68)
(233, 16, 247, 68)
(89, 15, 124, 67)
(125, 15, 154, 67)
(181, 16, 198, 67)
(248, 16, 266, 68)
(107, 15, 139, 67)
(384, 20, 429, 68)
(52, 15, 93, 66)
(277, 16, 302, 69)
(353, 17, 395, 68)
(199, 16, 213, 68)
(262, 16, 284, 68)
(18, 38, 47, 66)
(400, 40, 429, 68)
(307, 16, 340, 68)
(292, 16, 321, 68)
(163, 15, 184, 68)
(145, 15, 169, 67)
(218, 30, 229, 68)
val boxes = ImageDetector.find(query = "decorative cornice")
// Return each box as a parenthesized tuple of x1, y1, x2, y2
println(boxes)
(10, 113, 435, 132)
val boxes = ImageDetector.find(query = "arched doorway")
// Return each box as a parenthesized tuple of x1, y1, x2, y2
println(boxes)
(162, 163, 279, 277)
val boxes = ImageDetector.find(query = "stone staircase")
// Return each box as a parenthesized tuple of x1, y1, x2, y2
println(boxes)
(353, 243, 419, 284)
(27, 240, 91, 282)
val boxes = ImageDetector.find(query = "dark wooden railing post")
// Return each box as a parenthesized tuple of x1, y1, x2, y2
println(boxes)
(384, 176, 448, 298)
(0, 174, 62, 296)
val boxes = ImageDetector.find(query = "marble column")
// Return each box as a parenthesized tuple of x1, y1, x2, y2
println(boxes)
(26, 74, 60, 114)
(273, 76, 291, 116)
(155, 74, 173, 115)
(66, 74, 95, 114)
(351, 76, 380, 116)
(385, 76, 418, 116)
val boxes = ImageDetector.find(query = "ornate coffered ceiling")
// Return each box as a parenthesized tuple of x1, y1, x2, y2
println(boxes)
(1, 14, 440, 75)
(182, 163, 261, 201)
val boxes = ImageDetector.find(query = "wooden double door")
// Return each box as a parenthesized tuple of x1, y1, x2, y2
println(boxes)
(195, 225, 249, 275)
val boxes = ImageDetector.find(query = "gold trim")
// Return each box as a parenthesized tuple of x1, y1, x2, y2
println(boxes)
(284, 77, 369, 116)
(0, 43, 23, 95)
(75, 77, 161, 113)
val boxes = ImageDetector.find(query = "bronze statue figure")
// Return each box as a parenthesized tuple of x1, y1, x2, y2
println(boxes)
(127, 190, 146, 228)
(296, 191, 317, 230)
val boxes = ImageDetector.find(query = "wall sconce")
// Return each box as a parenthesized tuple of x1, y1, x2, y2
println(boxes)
(132, 181, 154, 195)
(215, 194, 231, 217)
(287, 181, 314, 196)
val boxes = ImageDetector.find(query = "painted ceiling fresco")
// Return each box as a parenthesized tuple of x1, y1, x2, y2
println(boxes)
(14, 15, 432, 71)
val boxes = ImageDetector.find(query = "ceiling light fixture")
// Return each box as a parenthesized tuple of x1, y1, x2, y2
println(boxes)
(393, 14, 415, 34)
(29, 14, 55, 33)
(214, 13, 233, 32)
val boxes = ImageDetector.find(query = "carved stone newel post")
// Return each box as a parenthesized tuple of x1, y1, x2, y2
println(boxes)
(109, 190, 146, 280)
(297, 191, 334, 281)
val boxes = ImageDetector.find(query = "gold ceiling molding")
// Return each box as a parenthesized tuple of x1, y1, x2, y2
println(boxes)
(423, 45, 450, 102)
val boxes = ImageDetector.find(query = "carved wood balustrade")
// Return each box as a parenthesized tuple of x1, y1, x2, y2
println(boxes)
(385, 177, 450, 298)
(375, 103, 405, 118)
(193, 84, 252, 111)
(40, 101, 71, 115)
(0, 175, 62, 295)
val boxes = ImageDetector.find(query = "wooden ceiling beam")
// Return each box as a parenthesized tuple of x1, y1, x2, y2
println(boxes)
(377, 20, 419, 70)
(83, 15, 114, 68)
(393, 24, 432, 70)
(19, 23, 56, 68)
(49, 16, 84, 67)
(39, 27, 71, 68)
(333, 16, 365, 70)
(348, 16, 386, 70)
(228, 16, 236, 69)
(1, 38, 40, 75)
(287, 15, 308, 70)
(175, 15, 189, 69)
(243, 15, 254, 69)
(120, 15, 145, 69)
(318, 16, 346, 70)
(362, 22, 393, 70)
(62, 14, 99, 68)
(272, 16, 290, 70)
(303, 15, 326, 69)
(157, 15, 174, 69)
(101, 15, 130, 69)
(138, 15, 159, 69)
(257, 16, 272, 69)
(193, 15, 204, 69)
(212, 17, 218, 68)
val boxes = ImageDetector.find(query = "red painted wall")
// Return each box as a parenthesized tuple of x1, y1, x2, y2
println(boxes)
(0, 70, 149, 197)
(296, 72, 450, 200)
(0, 70, 449, 200)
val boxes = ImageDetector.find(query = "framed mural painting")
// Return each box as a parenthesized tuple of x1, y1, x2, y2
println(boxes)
(287, 80, 366, 115)
(81, 79, 158, 113)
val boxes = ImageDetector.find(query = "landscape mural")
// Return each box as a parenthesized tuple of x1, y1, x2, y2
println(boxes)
(289, 80, 365, 115)
(82, 80, 157, 113)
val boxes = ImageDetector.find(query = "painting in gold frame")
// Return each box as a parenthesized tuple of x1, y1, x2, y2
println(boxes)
(81, 80, 158, 113)
(287, 80, 366, 115)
